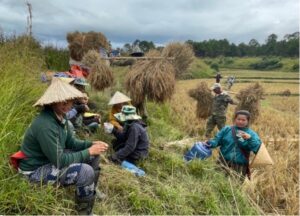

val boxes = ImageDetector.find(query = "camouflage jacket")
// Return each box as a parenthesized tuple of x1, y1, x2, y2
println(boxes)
(211, 92, 234, 116)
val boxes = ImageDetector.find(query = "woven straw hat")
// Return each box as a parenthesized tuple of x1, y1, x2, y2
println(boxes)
(58, 77, 75, 83)
(33, 77, 85, 107)
(108, 91, 131, 105)
(114, 105, 141, 122)
(250, 143, 274, 168)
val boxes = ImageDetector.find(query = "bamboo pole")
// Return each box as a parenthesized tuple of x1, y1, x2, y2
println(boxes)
(102, 57, 175, 60)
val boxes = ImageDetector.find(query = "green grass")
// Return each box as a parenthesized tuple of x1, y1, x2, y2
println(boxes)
(0, 39, 260, 215)
(202, 57, 299, 72)
(221, 69, 299, 79)
(182, 59, 215, 79)
(0, 39, 75, 214)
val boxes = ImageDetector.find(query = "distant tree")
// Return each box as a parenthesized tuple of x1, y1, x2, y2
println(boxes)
(139, 40, 155, 52)
(237, 43, 248, 57)
(248, 39, 260, 56)
(123, 43, 132, 53)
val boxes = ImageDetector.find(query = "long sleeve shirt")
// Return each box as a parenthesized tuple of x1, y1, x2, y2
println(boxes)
(208, 125, 261, 164)
(20, 107, 92, 171)
(112, 121, 149, 160)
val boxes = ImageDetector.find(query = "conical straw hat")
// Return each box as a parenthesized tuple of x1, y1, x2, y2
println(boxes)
(58, 77, 75, 83)
(250, 143, 274, 168)
(108, 91, 131, 105)
(33, 77, 85, 107)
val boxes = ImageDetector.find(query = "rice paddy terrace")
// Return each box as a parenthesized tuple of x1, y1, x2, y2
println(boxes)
(171, 69, 299, 215)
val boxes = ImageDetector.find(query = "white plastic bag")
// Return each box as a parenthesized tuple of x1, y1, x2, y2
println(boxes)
(103, 122, 114, 134)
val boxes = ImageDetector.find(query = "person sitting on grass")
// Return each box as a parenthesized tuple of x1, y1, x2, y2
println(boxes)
(16, 78, 108, 215)
(109, 105, 149, 165)
(108, 91, 131, 132)
(205, 110, 262, 181)
(67, 78, 100, 133)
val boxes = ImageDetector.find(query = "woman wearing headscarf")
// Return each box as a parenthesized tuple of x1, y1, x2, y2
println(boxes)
(16, 78, 108, 215)
(206, 110, 262, 181)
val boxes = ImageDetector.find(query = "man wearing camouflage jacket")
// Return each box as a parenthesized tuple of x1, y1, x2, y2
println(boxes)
(205, 83, 236, 138)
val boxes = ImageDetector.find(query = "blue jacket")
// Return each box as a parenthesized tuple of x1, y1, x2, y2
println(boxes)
(208, 125, 261, 164)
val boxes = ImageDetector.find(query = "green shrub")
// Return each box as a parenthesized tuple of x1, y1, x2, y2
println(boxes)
(210, 62, 219, 71)
(43, 46, 69, 71)
(291, 62, 299, 72)
(250, 57, 283, 70)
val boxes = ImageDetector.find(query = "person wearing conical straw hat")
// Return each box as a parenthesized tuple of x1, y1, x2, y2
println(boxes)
(108, 105, 149, 165)
(16, 78, 108, 215)
(204, 110, 262, 181)
(108, 91, 131, 132)
(66, 78, 101, 133)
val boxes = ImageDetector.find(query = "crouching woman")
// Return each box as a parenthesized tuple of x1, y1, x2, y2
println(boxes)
(206, 110, 261, 181)
(17, 78, 108, 215)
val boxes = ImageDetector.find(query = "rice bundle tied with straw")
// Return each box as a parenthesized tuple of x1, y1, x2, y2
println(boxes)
(88, 59, 114, 91)
(82, 50, 102, 67)
(125, 50, 176, 104)
(162, 42, 194, 79)
(235, 82, 265, 123)
(188, 82, 213, 119)
(67, 31, 109, 61)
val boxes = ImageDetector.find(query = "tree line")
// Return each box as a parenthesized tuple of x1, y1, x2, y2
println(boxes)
(120, 32, 299, 57)
(186, 32, 299, 57)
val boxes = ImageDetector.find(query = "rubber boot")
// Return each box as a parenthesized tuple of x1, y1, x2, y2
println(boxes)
(94, 168, 107, 200)
(75, 192, 96, 215)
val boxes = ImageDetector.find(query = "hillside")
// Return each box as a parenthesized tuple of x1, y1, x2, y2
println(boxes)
(0, 40, 262, 215)
(1, 38, 298, 215)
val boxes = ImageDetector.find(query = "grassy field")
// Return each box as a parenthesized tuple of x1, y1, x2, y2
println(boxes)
(1, 40, 260, 215)
(221, 69, 299, 79)
(170, 70, 299, 215)
(0, 39, 299, 215)
(203, 57, 299, 72)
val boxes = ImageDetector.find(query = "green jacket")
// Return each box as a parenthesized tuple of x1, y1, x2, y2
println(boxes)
(208, 126, 261, 164)
(211, 92, 234, 116)
(20, 107, 92, 171)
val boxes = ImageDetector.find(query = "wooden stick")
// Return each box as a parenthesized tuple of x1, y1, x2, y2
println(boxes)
(102, 57, 175, 60)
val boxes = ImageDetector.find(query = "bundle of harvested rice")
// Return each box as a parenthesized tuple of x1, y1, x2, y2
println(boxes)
(162, 42, 194, 78)
(235, 82, 265, 123)
(145, 49, 161, 57)
(67, 31, 109, 61)
(125, 59, 176, 104)
(68, 34, 85, 61)
(82, 50, 102, 67)
(88, 59, 114, 91)
(279, 89, 291, 97)
(188, 82, 213, 119)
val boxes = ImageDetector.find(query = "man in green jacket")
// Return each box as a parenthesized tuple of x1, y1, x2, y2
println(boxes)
(18, 78, 108, 215)
(205, 83, 236, 138)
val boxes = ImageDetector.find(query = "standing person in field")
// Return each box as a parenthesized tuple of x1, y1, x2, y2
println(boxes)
(16, 78, 108, 215)
(205, 110, 262, 181)
(108, 91, 131, 132)
(205, 83, 236, 138)
(215, 72, 222, 83)
(227, 75, 236, 90)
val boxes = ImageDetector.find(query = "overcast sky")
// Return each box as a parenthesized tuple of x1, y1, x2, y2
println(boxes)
(0, 0, 299, 48)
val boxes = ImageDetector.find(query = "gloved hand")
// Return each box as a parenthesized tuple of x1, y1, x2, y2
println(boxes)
(108, 154, 122, 165)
